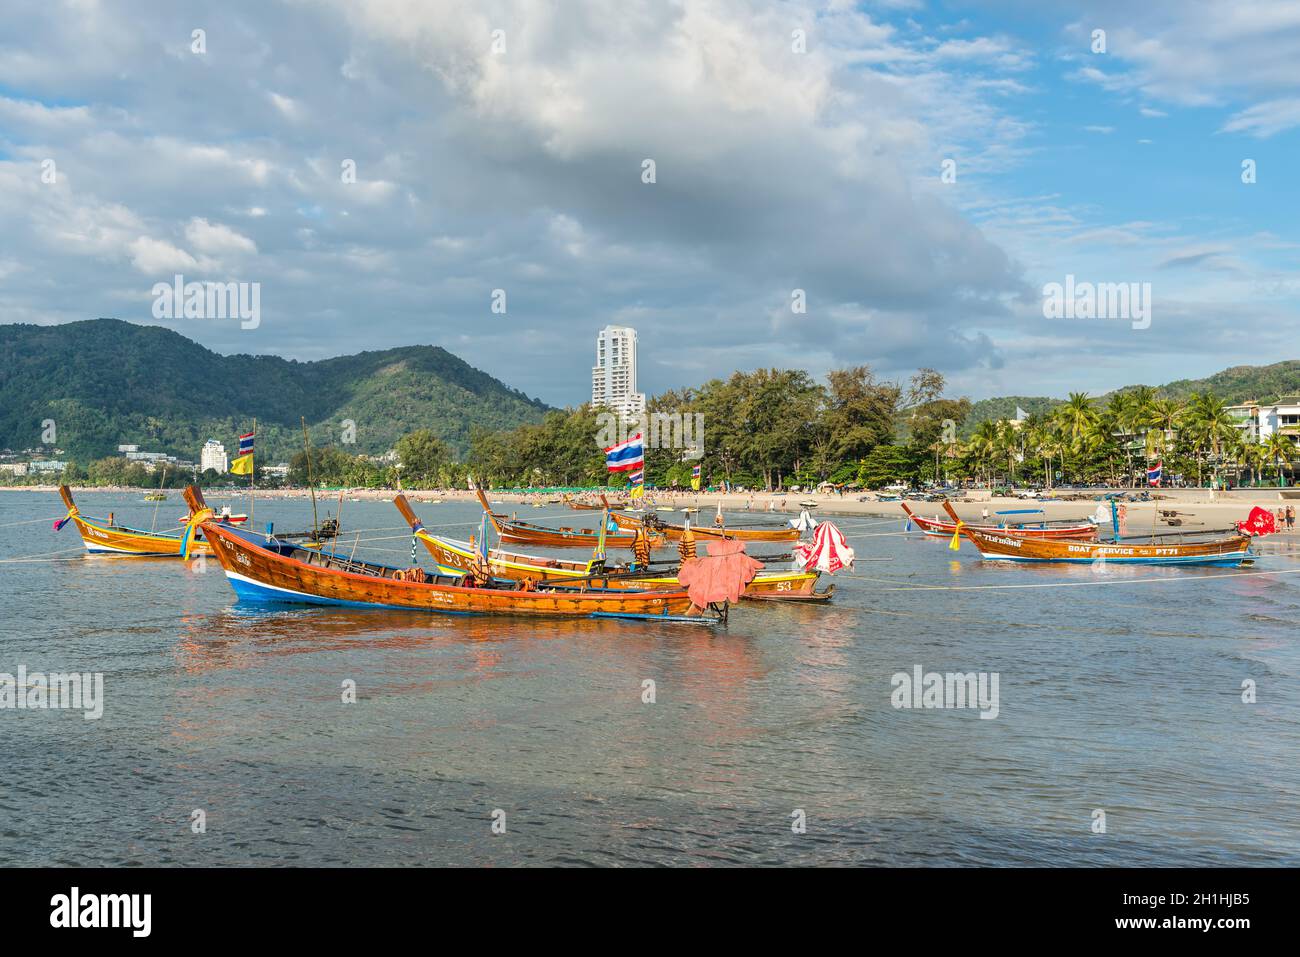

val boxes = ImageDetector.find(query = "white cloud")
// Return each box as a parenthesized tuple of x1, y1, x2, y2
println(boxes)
(128, 236, 198, 274)
(184, 217, 258, 262)
(1220, 97, 1300, 138)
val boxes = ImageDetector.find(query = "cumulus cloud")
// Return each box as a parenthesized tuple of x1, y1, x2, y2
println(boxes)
(0, 0, 1294, 405)
(128, 236, 199, 274)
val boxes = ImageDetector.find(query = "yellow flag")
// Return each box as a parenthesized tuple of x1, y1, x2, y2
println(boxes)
(230, 453, 254, 475)
(948, 521, 963, 551)
(630, 482, 645, 499)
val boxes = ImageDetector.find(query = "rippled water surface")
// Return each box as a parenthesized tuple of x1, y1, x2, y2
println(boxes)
(2, 490, 1297, 866)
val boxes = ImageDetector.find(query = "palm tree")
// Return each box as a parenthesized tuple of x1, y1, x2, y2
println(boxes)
(1184, 392, 1235, 487)
(1240, 439, 1268, 487)
(969, 421, 1001, 486)
(995, 419, 1021, 484)
(1143, 396, 1185, 463)
(1264, 433, 1296, 485)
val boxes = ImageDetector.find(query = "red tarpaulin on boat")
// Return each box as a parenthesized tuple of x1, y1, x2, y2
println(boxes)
(793, 521, 855, 574)
(676, 539, 763, 605)
(1237, 506, 1276, 537)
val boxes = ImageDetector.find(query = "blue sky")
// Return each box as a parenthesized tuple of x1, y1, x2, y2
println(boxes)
(1, 0, 1297, 406)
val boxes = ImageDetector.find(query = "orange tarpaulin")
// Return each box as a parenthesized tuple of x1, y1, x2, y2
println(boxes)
(676, 539, 763, 605)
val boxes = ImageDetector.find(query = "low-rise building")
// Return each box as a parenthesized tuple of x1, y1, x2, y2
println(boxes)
(1228, 396, 1300, 442)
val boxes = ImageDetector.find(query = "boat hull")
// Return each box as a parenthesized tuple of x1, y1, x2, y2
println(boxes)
(901, 503, 1096, 540)
(958, 527, 1251, 566)
(200, 518, 702, 618)
(608, 511, 801, 543)
(57, 487, 208, 556)
(417, 531, 825, 600)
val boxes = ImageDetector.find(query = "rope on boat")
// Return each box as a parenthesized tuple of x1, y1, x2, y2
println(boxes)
(0, 515, 68, 529)
(0, 546, 88, 563)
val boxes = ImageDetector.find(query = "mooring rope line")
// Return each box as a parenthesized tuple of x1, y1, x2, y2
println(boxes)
(0, 546, 88, 563)
(839, 562, 1300, 591)
(0, 515, 67, 529)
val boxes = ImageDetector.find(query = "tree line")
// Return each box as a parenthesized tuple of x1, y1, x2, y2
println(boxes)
(10, 369, 1297, 491)
(960, 388, 1296, 489)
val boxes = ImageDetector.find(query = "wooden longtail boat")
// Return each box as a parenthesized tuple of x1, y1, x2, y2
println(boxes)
(900, 501, 1096, 539)
(185, 486, 713, 621)
(57, 485, 334, 557)
(56, 485, 211, 556)
(394, 496, 831, 601)
(475, 489, 666, 549)
(563, 494, 630, 512)
(607, 510, 802, 543)
(941, 501, 1250, 566)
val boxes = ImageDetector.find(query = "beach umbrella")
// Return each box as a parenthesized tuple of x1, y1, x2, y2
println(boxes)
(790, 509, 818, 532)
(792, 522, 855, 574)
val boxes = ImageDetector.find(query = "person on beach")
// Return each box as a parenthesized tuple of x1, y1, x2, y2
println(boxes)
(1287, 505, 1295, 530)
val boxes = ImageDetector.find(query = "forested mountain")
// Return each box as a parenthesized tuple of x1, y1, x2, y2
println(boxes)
(0, 319, 549, 461)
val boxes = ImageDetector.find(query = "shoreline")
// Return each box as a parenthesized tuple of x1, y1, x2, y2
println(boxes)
(11, 484, 1298, 530)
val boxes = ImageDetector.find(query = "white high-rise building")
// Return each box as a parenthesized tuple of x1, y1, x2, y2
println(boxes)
(591, 325, 645, 419)
(200, 439, 228, 473)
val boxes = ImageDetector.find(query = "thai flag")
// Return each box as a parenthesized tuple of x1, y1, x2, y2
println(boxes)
(605, 433, 644, 472)
(1147, 461, 1162, 487)
(628, 468, 644, 486)
(691, 464, 700, 479)
(239, 431, 255, 456)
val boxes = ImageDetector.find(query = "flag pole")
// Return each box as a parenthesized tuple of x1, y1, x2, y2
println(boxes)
(248, 417, 256, 525)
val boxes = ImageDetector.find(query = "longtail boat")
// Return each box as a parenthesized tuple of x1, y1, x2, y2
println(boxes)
(607, 510, 802, 543)
(185, 486, 714, 621)
(563, 494, 630, 511)
(900, 501, 1096, 540)
(56, 485, 212, 556)
(394, 496, 831, 601)
(56, 485, 334, 557)
(941, 501, 1250, 566)
(474, 489, 666, 549)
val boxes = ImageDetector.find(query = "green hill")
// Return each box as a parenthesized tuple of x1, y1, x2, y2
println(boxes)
(963, 361, 1300, 434)
(0, 319, 549, 462)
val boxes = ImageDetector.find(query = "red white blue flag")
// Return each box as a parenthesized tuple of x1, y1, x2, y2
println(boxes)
(1146, 461, 1162, 487)
(605, 434, 644, 472)
(238, 431, 255, 456)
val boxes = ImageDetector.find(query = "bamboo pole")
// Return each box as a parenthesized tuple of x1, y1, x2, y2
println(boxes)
(302, 417, 319, 536)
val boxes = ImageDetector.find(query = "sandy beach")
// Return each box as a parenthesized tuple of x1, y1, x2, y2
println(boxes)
(12, 483, 1299, 533)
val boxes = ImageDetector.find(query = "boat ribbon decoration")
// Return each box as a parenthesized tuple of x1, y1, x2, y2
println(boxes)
(181, 506, 214, 559)
(948, 519, 964, 551)
(53, 504, 79, 532)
